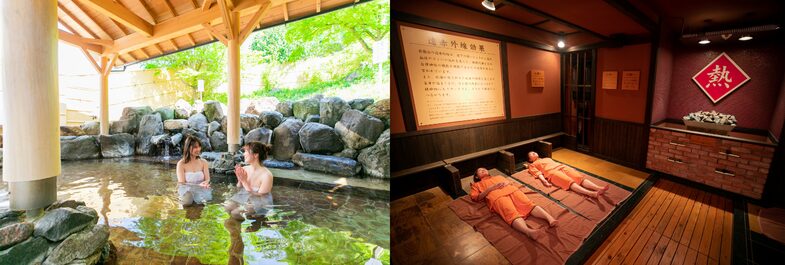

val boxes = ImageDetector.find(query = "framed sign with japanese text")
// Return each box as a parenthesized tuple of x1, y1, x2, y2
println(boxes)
(531, 70, 545, 88)
(692, 52, 750, 104)
(621, 71, 640, 90)
(398, 24, 505, 130)
(602, 71, 618, 89)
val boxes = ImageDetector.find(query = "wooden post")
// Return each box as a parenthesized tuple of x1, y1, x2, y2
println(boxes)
(99, 57, 110, 135)
(227, 11, 241, 153)
(1, 0, 60, 211)
(443, 164, 464, 199)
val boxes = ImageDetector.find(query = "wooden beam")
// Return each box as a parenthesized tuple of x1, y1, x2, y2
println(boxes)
(109, 0, 263, 54)
(151, 43, 164, 54)
(58, 29, 105, 54)
(316, 0, 320, 13)
(58, 2, 101, 39)
(282, 2, 288, 21)
(138, 48, 150, 58)
(102, 53, 119, 76)
(202, 22, 229, 45)
(186, 33, 197, 46)
(239, 1, 271, 42)
(78, 0, 154, 37)
(191, 0, 199, 9)
(168, 39, 179, 50)
(162, 0, 177, 16)
(217, 0, 237, 39)
(69, 0, 114, 39)
(81, 48, 102, 73)
(136, 0, 157, 24)
(202, 0, 214, 11)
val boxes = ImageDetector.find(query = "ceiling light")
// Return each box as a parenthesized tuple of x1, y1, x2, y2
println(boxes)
(557, 40, 565, 48)
(481, 0, 495, 11)
(739, 35, 753, 41)
(698, 38, 710, 44)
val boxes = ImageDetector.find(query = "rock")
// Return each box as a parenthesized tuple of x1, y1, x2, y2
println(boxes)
(200, 152, 222, 161)
(163, 119, 188, 132)
(333, 148, 358, 159)
(348, 98, 374, 111)
(0, 236, 48, 265)
(0, 222, 33, 250)
(80, 122, 100, 135)
(259, 111, 284, 129)
(319, 97, 350, 127)
(43, 224, 109, 265)
(240, 114, 261, 132)
(99, 133, 134, 158)
(188, 113, 209, 132)
(244, 128, 273, 145)
(209, 153, 237, 175)
(183, 129, 212, 151)
(272, 119, 304, 161)
(243, 98, 279, 115)
(150, 134, 174, 156)
(276, 101, 294, 117)
(208, 121, 221, 137)
(138, 113, 164, 137)
(210, 131, 228, 152)
(358, 129, 390, 179)
(174, 99, 192, 119)
(203, 100, 224, 123)
(33, 208, 94, 242)
(150, 134, 170, 145)
(305, 114, 320, 123)
(292, 153, 360, 176)
(0, 210, 23, 229)
(298, 123, 343, 154)
(292, 98, 320, 121)
(135, 135, 153, 155)
(115, 106, 153, 134)
(334, 110, 385, 150)
(154, 107, 175, 121)
(311, 94, 325, 101)
(75, 206, 99, 226)
(364, 99, 390, 127)
(45, 200, 86, 211)
(171, 133, 183, 147)
(60, 125, 85, 136)
(263, 160, 296, 169)
(109, 119, 133, 134)
(61, 136, 101, 160)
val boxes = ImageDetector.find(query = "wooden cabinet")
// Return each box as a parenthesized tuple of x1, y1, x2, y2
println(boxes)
(647, 126, 775, 199)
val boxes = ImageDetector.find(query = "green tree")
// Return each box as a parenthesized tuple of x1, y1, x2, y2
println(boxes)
(143, 43, 226, 103)
(285, 0, 390, 54)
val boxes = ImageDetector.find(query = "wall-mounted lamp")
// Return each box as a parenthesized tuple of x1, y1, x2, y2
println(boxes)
(481, 0, 496, 11)
(698, 38, 710, 45)
(738, 35, 753, 41)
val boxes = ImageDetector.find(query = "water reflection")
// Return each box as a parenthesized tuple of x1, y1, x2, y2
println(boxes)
(0, 158, 389, 264)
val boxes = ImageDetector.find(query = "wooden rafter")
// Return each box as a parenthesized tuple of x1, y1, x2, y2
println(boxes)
(136, 0, 158, 24)
(282, 2, 288, 21)
(202, 22, 229, 44)
(102, 54, 119, 76)
(78, 0, 154, 37)
(316, 0, 321, 13)
(185, 33, 197, 46)
(167, 39, 179, 50)
(202, 0, 215, 11)
(126, 52, 138, 61)
(162, 0, 177, 17)
(138, 48, 150, 58)
(151, 43, 164, 54)
(217, 0, 237, 39)
(239, 1, 271, 42)
(58, 2, 101, 39)
(69, 0, 114, 39)
(58, 29, 106, 54)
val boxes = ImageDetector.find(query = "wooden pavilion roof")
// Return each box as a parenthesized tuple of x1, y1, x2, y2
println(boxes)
(57, 0, 365, 67)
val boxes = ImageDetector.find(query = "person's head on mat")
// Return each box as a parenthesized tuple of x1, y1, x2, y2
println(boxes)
(528, 151, 540, 162)
(474, 167, 491, 182)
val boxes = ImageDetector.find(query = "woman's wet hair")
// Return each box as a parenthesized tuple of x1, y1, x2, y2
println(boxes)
(182, 135, 201, 163)
(244, 141, 272, 165)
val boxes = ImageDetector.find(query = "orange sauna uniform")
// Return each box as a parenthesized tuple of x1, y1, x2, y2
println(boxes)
(528, 157, 585, 190)
(471, 176, 535, 225)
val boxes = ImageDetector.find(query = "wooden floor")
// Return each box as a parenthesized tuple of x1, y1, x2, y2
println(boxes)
(587, 178, 734, 265)
(551, 149, 648, 189)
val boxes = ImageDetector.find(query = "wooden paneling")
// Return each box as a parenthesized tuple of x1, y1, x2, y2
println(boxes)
(589, 117, 648, 168)
(391, 113, 561, 171)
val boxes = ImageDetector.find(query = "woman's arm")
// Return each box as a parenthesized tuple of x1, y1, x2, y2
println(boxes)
(176, 161, 186, 184)
(477, 182, 505, 201)
(253, 173, 273, 195)
(200, 159, 211, 188)
(537, 174, 552, 186)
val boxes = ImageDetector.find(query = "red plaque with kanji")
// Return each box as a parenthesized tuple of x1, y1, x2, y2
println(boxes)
(692, 52, 751, 104)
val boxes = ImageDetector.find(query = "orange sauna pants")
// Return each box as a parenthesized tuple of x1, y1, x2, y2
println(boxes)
(490, 190, 535, 225)
(547, 166, 585, 191)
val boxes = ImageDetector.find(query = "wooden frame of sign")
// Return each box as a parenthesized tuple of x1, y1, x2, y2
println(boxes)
(602, 71, 618, 89)
(531, 70, 545, 88)
(397, 23, 506, 131)
(621, 70, 640, 90)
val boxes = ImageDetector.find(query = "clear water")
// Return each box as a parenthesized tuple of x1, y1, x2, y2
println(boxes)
(0, 158, 389, 264)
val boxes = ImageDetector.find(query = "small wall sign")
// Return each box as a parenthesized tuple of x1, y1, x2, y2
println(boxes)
(602, 71, 617, 89)
(692, 52, 751, 104)
(531, 70, 545, 88)
(621, 71, 640, 90)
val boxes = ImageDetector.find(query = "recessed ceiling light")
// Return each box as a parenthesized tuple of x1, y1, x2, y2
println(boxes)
(739, 35, 753, 41)
(557, 40, 565, 48)
(698, 38, 710, 44)
(481, 0, 495, 11)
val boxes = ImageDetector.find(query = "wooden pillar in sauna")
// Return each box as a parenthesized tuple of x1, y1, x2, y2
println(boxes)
(0, 0, 60, 211)
(227, 12, 241, 153)
(99, 57, 110, 135)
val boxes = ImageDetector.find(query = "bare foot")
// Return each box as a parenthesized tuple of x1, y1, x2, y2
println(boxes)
(549, 219, 559, 227)
(598, 185, 609, 196)
(524, 228, 543, 239)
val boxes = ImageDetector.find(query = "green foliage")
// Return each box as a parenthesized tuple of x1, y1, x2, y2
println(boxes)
(143, 43, 226, 103)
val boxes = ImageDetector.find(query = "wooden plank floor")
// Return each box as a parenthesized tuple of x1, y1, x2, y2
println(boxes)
(586, 178, 734, 265)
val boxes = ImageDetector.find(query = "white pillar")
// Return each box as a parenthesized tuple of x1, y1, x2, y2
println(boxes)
(227, 12, 241, 153)
(1, 0, 60, 210)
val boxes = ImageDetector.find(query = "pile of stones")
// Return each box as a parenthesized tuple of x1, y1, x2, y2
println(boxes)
(683, 110, 737, 126)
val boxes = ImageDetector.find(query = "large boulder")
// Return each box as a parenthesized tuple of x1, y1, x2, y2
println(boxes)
(43, 224, 109, 265)
(174, 99, 192, 119)
(203, 100, 224, 123)
(164, 119, 188, 133)
(358, 129, 390, 179)
(210, 131, 228, 152)
(305, 114, 320, 123)
(276, 101, 294, 117)
(348, 98, 374, 111)
(200, 152, 223, 161)
(0, 210, 23, 229)
(109, 120, 133, 134)
(61, 136, 101, 160)
(334, 110, 385, 150)
(333, 148, 358, 159)
(263, 160, 296, 169)
(138, 113, 163, 137)
(319, 97, 350, 127)
(243, 97, 279, 115)
(240, 114, 261, 132)
(113, 106, 153, 134)
(298, 123, 343, 154)
(150, 134, 173, 156)
(188, 113, 209, 132)
(99, 133, 134, 158)
(0, 236, 48, 264)
(259, 111, 284, 129)
(208, 121, 221, 137)
(80, 121, 100, 135)
(45, 200, 86, 211)
(364, 99, 390, 127)
(183, 129, 212, 151)
(292, 98, 319, 121)
(0, 222, 33, 250)
(33, 208, 94, 242)
(292, 152, 360, 176)
(244, 128, 273, 145)
(60, 125, 85, 136)
(154, 107, 175, 121)
(272, 119, 304, 160)
(135, 136, 154, 155)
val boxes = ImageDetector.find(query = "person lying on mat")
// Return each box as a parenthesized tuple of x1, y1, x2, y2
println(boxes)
(527, 151, 609, 198)
(471, 168, 558, 239)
